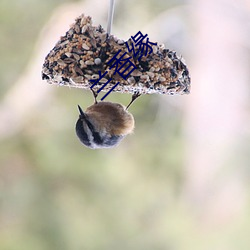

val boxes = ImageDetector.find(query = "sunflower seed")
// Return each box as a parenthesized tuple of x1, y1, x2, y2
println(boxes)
(131, 70, 142, 76)
(85, 60, 94, 65)
(82, 43, 90, 50)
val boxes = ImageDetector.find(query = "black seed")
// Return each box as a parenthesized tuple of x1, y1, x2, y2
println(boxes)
(170, 69, 177, 78)
(42, 73, 50, 80)
(183, 69, 189, 76)
(139, 60, 149, 71)
(134, 76, 140, 82)
(62, 77, 69, 82)
(60, 54, 68, 60)
(167, 86, 176, 90)
(173, 60, 179, 69)
(154, 82, 160, 88)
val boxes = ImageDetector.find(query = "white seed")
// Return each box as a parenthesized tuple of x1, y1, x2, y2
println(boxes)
(118, 39, 124, 45)
(68, 29, 73, 36)
(65, 52, 72, 58)
(82, 43, 90, 50)
(81, 26, 88, 33)
(149, 67, 155, 72)
(72, 76, 84, 83)
(80, 17, 87, 26)
(100, 33, 107, 43)
(99, 78, 107, 83)
(57, 59, 66, 66)
(131, 70, 142, 76)
(159, 44, 165, 49)
(147, 71, 154, 78)
(94, 58, 101, 65)
(72, 53, 80, 60)
(127, 77, 135, 84)
(80, 60, 84, 66)
(92, 74, 99, 79)
(60, 40, 69, 47)
(159, 76, 166, 82)
(141, 75, 149, 81)
(85, 60, 94, 65)
(152, 45, 158, 54)
(84, 74, 91, 79)
(74, 66, 83, 75)
(75, 24, 80, 34)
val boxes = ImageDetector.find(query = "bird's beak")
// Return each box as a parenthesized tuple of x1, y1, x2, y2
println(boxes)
(77, 105, 86, 119)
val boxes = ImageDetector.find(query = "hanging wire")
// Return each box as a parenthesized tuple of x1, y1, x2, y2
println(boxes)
(107, 0, 115, 34)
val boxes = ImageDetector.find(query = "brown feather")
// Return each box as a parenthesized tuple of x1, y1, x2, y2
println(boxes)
(85, 102, 134, 135)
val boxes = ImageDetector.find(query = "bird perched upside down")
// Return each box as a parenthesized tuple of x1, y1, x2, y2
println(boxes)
(76, 101, 135, 149)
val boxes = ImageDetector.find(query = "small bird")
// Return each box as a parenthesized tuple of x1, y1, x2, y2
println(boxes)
(75, 89, 140, 149)
(76, 101, 135, 149)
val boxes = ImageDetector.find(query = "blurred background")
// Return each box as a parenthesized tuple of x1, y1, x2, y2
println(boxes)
(1, 0, 250, 249)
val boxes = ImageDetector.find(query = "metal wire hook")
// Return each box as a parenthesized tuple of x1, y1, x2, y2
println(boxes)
(107, 0, 115, 34)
